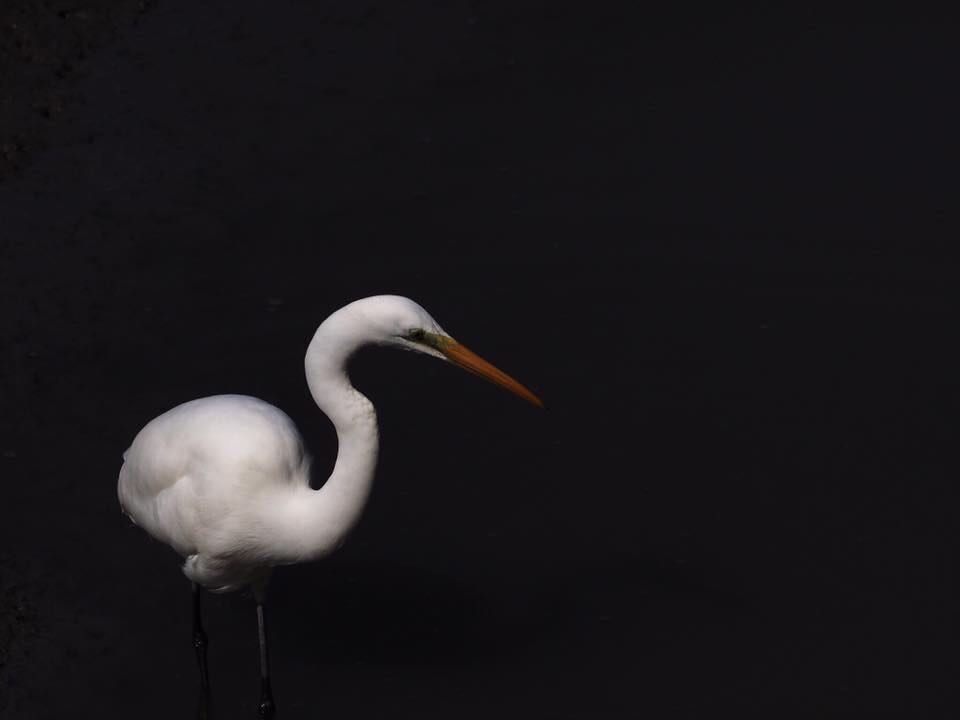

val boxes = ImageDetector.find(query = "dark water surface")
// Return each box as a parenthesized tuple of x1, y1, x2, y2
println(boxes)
(1, 4, 956, 718)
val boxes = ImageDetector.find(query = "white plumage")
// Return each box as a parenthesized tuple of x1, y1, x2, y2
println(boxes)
(116, 295, 540, 717)
(119, 395, 316, 591)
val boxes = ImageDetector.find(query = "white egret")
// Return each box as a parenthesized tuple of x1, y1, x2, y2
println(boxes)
(117, 295, 541, 718)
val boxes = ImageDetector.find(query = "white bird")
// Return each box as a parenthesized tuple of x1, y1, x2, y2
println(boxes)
(117, 295, 541, 718)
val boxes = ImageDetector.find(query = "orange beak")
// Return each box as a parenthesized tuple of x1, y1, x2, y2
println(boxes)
(438, 338, 543, 408)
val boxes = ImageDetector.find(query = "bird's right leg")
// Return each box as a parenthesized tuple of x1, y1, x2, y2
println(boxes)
(256, 601, 275, 719)
(252, 577, 275, 720)
(192, 582, 210, 691)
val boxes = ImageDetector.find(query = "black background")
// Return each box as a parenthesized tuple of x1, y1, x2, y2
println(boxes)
(1, 4, 956, 718)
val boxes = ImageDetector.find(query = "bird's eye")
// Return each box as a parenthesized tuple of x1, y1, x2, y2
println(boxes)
(406, 329, 426, 342)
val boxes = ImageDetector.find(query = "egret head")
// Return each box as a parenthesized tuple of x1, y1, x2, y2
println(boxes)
(334, 295, 542, 408)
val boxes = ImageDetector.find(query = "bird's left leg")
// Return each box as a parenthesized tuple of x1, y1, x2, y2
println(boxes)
(254, 581, 275, 719)
(192, 583, 210, 691)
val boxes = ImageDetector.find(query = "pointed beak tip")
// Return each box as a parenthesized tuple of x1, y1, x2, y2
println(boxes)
(440, 338, 543, 411)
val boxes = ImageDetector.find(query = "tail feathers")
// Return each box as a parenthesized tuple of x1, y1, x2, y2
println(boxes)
(183, 554, 245, 594)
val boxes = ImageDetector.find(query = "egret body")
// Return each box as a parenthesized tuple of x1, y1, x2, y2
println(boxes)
(117, 295, 540, 717)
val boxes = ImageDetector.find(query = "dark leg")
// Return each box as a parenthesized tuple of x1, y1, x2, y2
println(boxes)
(257, 601, 276, 719)
(192, 583, 210, 691)
(196, 682, 212, 720)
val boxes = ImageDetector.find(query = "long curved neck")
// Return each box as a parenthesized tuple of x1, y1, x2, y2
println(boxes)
(284, 312, 380, 561)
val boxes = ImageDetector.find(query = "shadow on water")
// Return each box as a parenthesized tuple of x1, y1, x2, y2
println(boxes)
(271, 560, 512, 667)
(267, 549, 733, 671)
(185, 550, 737, 718)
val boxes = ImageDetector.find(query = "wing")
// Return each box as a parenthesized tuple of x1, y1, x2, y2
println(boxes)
(117, 394, 310, 557)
